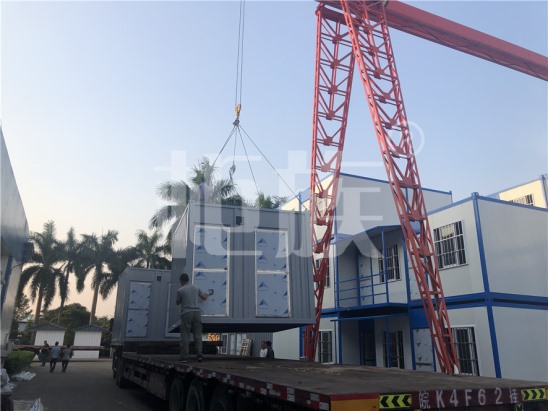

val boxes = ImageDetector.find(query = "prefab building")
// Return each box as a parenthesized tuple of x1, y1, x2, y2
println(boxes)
(32, 323, 66, 348)
(73, 324, 106, 359)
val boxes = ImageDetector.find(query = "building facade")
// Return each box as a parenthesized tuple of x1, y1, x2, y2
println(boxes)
(1, 128, 29, 354)
(279, 173, 548, 381)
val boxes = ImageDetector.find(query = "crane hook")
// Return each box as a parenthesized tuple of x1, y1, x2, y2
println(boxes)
(233, 104, 241, 126)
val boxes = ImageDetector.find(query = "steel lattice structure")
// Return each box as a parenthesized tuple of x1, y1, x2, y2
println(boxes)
(305, 0, 547, 373)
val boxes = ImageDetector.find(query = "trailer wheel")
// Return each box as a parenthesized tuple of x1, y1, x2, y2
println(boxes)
(186, 378, 205, 411)
(115, 357, 129, 389)
(209, 384, 233, 411)
(169, 378, 185, 411)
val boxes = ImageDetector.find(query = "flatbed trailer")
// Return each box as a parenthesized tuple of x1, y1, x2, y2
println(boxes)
(113, 350, 547, 411)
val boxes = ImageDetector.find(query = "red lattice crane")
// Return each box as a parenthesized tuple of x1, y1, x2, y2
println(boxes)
(305, 0, 547, 374)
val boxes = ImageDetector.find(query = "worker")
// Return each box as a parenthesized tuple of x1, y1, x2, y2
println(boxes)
(175, 273, 210, 362)
(265, 341, 275, 359)
(61, 344, 74, 373)
(49, 342, 61, 372)
(39, 340, 50, 366)
(260, 341, 268, 358)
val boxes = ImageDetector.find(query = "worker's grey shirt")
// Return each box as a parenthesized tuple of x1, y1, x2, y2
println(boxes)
(176, 284, 204, 314)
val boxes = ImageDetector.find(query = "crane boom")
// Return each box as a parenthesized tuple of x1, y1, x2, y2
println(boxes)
(321, 0, 548, 81)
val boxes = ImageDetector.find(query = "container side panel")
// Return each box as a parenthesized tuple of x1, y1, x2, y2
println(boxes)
(126, 281, 151, 337)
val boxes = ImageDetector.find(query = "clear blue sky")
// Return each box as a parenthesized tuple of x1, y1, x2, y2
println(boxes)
(2, 1, 546, 316)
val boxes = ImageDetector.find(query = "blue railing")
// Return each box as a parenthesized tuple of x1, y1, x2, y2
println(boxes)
(336, 271, 390, 308)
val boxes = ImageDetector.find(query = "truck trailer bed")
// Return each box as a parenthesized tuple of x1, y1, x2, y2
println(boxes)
(122, 353, 548, 410)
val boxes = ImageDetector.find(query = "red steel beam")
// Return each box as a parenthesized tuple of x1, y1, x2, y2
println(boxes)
(320, 1, 548, 81)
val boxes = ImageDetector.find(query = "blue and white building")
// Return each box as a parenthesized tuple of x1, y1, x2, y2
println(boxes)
(278, 173, 548, 382)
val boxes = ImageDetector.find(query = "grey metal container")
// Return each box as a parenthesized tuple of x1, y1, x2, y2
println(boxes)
(111, 267, 173, 344)
(111, 203, 315, 344)
(170, 202, 315, 333)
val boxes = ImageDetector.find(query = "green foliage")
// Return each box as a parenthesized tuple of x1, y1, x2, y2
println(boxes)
(95, 316, 112, 357)
(4, 350, 35, 375)
(42, 303, 91, 345)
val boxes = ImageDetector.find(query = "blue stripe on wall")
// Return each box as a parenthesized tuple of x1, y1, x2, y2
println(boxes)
(473, 193, 502, 378)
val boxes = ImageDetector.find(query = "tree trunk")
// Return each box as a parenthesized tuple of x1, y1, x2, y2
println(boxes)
(33, 285, 44, 325)
(89, 282, 99, 325)
(57, 273, 70, 323)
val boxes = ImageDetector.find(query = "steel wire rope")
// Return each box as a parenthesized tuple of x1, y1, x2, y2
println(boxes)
(236, 126, 260, 196)
(238, 125, 308, 210)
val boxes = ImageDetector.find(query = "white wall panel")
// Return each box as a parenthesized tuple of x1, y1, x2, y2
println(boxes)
(478, 200, 548, 295)
(493, 306, 548, 381)
(73, 331, 102, 359)
(273, 327, 301, 360)
(497, 179, 547, 208)
(335, 176, 451, 236)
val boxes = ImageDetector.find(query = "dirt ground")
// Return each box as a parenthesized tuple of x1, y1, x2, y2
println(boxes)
(8, 359, 167, 411)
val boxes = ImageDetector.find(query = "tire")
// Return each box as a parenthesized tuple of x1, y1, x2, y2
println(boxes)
(209, 384, 234, 411)
(115, 357, 129, 389)
(186, 378, 205, 411)
(1, 397, 14, 411)
(169, 378, 185, 411)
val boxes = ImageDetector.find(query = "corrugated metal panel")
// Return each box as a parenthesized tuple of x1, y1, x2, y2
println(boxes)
(73, 331, 102, 359)
(34, 330, 65, 346)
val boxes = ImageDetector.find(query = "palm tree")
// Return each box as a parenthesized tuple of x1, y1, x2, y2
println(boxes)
(78, 230, 119, 324)
(150, 157, 240, 240)
(134, 229, 171, 269)
(19, 221, 64, 324)
(99, 246, 139, 304)
(254, 192, 288, 209)
(57, 227, 81, 323)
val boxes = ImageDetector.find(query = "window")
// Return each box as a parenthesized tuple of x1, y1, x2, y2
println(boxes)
(434, 221, 466, 269)
(510, 194, 534, 206)
(315, 258, 330, 288)
(382, 330, 404, 369)
(220, 334, 228, 354)
(452, 327, 479, 376)
(318, 330, 333, 363)
(378, 244, 400, 282)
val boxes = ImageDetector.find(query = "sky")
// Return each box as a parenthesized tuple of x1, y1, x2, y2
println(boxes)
(1, 1, 546, 318)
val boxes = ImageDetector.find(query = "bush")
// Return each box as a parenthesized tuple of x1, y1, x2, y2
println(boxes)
(4, 350, 35, 375)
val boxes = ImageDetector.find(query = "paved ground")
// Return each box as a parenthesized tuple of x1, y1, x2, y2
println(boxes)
(9, 359, 167, 411)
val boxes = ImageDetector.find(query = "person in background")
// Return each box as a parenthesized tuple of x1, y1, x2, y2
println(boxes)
(265, 341, 275, 359)
(49, 342, 61, 372)
(259, 341, 268, 358)
(40, 341, 50, 366)
(61, 344, 74, 373)
(175, 273, 210, 363)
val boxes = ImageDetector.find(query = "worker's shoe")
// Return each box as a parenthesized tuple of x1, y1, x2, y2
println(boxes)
(197, 355, 203, 363)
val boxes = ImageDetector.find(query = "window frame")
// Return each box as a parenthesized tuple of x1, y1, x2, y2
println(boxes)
(434, 221, 467, 270)
(452, 326, 480, 376)
(318, 330, 333, 363)
(382, 330, 405, 369)
(315, 258, 331, 288)
(378, 244, 401, 282)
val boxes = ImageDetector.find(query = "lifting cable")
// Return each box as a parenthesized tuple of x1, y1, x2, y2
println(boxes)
(211, 0, 305, 208)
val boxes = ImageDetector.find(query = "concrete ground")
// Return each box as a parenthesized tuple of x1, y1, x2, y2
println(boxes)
(8, 359, 167, 411)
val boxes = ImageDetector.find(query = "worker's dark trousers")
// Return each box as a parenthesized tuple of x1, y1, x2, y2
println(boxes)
(180, 310, 203, 360)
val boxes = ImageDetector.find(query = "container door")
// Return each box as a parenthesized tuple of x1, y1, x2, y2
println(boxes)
(413, 328, 435, 371)
(193, 225, 229, 316)
(126, 281, 151, 337)
(256, 229, 290, 317)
